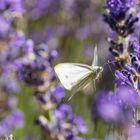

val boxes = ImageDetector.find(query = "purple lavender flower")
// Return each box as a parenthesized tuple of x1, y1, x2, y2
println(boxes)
(73, 116, 88, 134)
(115, 70, 134, 88)
(58, 104, 72, 117)
(36, 104, 87, 140)
(106, 0, 137, 16)
(0, 0, 7, 11)
(95, 91, 124, 123)
(115, 86, 140, 107)
(0, 16, 11, 39)
(2, 79, 20, 94)
(17, 42, 56, 86)
(114, 40, 140, 91)
(128, 124, 140, 140)
(0, 0, 24, 13)
(104, 0, 139, 37)
(0, 0, 29, 135)
(51, 85, 65, 103)
(94, 85, 140, 126)
(0, 110, 24, 136)
(130, 40, 140, 53)
(106, 0, 127, 16)
(9, 0, 24, 13)
(9, 110, 24, 128)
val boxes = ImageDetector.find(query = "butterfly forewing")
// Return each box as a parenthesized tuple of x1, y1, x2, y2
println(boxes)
(54, 63, 93, 90)
(92, 46, 98, 66)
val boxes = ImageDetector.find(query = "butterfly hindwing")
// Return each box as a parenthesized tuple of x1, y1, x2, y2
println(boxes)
(54, 63, 93, 91)
(72, 72, 93, 92)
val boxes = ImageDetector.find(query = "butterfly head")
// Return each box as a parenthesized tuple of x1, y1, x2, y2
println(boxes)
(97, 66, 103, 74)
(93, 66, 103, 79)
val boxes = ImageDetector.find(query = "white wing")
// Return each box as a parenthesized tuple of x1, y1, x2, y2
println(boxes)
(92, 46, 98, 66)
(54, 63, 93, 91)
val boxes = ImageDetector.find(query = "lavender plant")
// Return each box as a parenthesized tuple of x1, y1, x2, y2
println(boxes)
(0, 0, 90, 140)
(0, 0, 25, 136)
(93, 0, 140, 139)
(18, 42, 88, 140)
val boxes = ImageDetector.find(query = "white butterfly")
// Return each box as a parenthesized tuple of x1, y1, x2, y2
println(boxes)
(54, 47, 103, 92)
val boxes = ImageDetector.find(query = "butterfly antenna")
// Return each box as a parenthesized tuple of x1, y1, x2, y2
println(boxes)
(103, 60, 116, 65)
(103, 60, 115, 77)
(107, 62, 114, 77)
